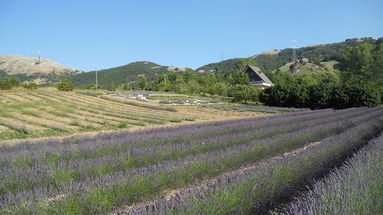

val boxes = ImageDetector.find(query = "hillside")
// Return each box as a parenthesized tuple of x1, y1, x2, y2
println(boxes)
(0, 54, 81, 84)
(273, 59, 339, 74)
(197, 37, 378, 74)
(72, 61, 186, 88)
(70, 37, 379, 90)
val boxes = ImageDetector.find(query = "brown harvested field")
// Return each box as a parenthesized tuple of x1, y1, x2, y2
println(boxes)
(0, 90, 268, 141)
(0, 124, 11, 132)
(11, 113, 78, 130)
(0, 117, 45, 130)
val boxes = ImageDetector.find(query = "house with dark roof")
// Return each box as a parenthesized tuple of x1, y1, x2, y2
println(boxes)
(243, 65, 273, 89)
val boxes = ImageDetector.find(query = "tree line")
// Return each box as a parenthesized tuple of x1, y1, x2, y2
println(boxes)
(0, 76, 37, 90)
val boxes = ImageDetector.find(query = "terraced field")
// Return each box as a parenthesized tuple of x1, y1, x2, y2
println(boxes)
(0, 90, 264, 141)
(0, 106, 382, 214)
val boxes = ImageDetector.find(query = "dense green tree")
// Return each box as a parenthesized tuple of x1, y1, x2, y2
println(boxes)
(122, 80, 132, 91)
(215, 82, 229, 96)
(137, 75, 148, 90)
(167, 72, 178, 83)
(8, 77, 20, 87)
(57, 76, 75, 91)
(0, 78, 13, 90)
(153, 74, 173, 92)
(288, 85, 310, 107)
(0, 77, 20, 90)
(261, 81, 381, 109)
(307, 81, 336, 109)
(338, 85, 380, 108)
(183, 69, 198, 83)
(184, 79, 201, 95)
(227, 85, 261, 103)
(199, 74, 219, 95)
(260, 85, 287, 107)
(22, 81, 38, 90)
(339, 43, 376, 85)
(226, 69, 250, 85)
(173, 76, 186, 94)
(110, 82, 116, 92)
(339, 41, 383, 89)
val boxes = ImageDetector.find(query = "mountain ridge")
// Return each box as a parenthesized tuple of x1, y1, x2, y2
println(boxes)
(0, 54, 81, 84)
(1, 36, 380, 86)
(196, 37, 378, 74)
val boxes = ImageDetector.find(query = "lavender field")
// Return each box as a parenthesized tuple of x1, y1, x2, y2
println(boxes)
(0, 107, 382, 215)
(278, 132, 383, 215)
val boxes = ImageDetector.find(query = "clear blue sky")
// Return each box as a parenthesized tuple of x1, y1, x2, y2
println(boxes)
(1, 0, 382, 71)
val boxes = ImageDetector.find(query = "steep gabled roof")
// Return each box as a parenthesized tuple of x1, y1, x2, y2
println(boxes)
(244, 65, 273, 84)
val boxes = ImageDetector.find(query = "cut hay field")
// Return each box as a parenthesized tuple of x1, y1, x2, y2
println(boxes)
(0, 90, 265, 141)
(0, 106, 382, 214)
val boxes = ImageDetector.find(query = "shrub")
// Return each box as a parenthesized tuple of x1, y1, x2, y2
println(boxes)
(307, 82, 335, 109)
(0, 77, 20, 90)
(22, 81, 38, 90)
(261, 83, 381, 109)
(332, 84, 381, 108)
(260, 85, 309, 107)
(57, 76, 75, 91)
(227, 85, 261, 103)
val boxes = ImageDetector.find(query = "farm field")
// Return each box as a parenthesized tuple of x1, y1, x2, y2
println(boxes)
(0, 90, 266, 142)
(277, 133, 383, 215)
(0, 106, 382, 214)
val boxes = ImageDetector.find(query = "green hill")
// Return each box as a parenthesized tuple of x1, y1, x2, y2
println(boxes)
(72, 61, 175, 88)
(197, 37, 378, 74)
(273, 59, 340, 74)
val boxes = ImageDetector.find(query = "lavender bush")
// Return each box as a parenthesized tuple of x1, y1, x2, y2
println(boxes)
(0, 107, 382, 215)
(277, 133, 383, 215)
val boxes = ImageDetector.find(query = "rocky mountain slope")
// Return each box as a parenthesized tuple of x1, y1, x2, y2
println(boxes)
(0, 54, 81, 84)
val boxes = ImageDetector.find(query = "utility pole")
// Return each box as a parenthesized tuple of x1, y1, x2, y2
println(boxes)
(220, 49, 224, 61)
(35, 50, 41, 65)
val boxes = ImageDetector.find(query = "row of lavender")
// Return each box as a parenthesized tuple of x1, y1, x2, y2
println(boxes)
(277, 131, 383, 215)
(0, 107, 382, 214)
(117, 109, 383, 215)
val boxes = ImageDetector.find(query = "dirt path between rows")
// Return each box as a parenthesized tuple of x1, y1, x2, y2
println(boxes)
(111, 140, 323, 215)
